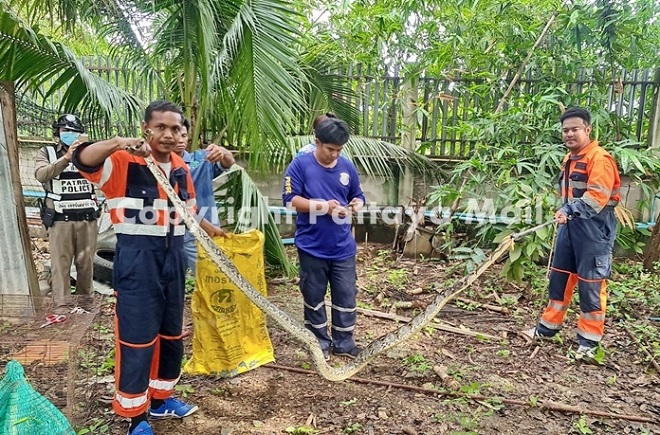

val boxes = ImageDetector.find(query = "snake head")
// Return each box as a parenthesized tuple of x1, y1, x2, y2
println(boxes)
(124, 128, 155, 153)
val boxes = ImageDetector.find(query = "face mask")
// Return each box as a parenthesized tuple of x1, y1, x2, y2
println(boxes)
(60, 131, 80, 146)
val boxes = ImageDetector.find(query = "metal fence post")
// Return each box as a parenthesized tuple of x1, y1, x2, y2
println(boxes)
(647, 68, 660, 149)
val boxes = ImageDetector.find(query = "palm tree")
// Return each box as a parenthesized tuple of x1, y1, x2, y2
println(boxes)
(1, 0, 438, 275)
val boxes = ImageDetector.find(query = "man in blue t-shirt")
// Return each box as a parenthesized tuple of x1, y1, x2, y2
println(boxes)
(175, 118, 234, 273)
(282, 118, 365, 360)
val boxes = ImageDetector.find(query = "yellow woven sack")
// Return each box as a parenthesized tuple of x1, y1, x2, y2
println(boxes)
(183, 230, 275, 376)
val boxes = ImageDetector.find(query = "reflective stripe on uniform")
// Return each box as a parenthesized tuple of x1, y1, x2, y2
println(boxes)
(153, 199, 169, 210)
(304, 301, 325, 311)
(548, 300, 568, 312)
(587, 183, 612, 197)
(539, 318, 562, 330)
(568, 180, 587, 190)
(108, 197, 144, 209)
(580, 312, 605, 321)
(332, 324, 355, 332)
(581, 194, 604, 213)
(304, 320, 327, 329)
(115, 391, 148, 409)
(149, 376, 180, 391)
(46, 146, 58, 164)
(577, 329, 602, 342)
(331, 304, 357, 313)
(98, 158, 114, 189)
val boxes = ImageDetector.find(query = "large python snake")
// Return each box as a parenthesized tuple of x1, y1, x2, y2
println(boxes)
(144, 154, 552, 381)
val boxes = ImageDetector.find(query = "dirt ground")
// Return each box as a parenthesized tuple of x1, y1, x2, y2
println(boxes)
(23, 241, 660, 434)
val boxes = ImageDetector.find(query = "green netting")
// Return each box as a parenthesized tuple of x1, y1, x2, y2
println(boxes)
(0, 360, 75, 435)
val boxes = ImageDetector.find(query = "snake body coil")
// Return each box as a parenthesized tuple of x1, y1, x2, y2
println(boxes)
(145, 156, 550, 380)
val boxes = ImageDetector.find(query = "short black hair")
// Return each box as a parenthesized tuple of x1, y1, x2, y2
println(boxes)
(560, 107, 591, 125)
(312, 112, 337, 129)
(182, 117, 191, 130)
(315, 118, 349, 146)
(144, 100, 184, 123)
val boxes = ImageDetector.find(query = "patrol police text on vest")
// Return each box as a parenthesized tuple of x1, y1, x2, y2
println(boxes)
(53, 178, 93, 194)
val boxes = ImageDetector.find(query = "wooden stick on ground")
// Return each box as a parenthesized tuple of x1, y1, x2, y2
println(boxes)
(266, 364, 656, 424)
(529, 346, 541, 360)
(354, 306, 500, 340)
(623, 324, 660, 374)
(432, 365, 461, 391)
(454, 297, 510, 314)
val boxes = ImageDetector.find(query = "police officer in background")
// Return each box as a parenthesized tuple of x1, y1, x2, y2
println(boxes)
(35, 114, 99, 309)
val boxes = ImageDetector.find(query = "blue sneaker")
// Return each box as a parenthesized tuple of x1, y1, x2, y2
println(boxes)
(128, 421, 154, 435)
(149, 397, 199, 419)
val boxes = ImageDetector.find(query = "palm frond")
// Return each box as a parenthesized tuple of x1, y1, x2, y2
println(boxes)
(7, 0, 79, 30)
(282, 135, 444, 180)
(213, 166, 296, 277)
(301, 57, 361, 132)
(83, 0, 147, 51)
(153, 0, 221, 131)
(212, 0, 308, 169)
(0, 5, 143, 136)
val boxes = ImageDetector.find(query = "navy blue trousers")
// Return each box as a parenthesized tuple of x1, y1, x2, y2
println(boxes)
(112, 234, 186, 417)
(298, 249, 357, 353)
(541, 208, 616, 344)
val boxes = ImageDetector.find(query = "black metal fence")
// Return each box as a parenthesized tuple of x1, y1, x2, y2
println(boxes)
(16, 59, 658, 158)
(337, 65, 658, 158)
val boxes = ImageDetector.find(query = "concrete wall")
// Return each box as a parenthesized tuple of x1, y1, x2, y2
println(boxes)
(242, 159, 399, 206)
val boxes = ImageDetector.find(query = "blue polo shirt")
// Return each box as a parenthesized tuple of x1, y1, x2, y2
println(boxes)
(283, 152, 365, 260)
(182, 150, 226, 226)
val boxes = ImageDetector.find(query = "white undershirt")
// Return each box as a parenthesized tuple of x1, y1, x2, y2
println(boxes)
(157, 161, 171, 178)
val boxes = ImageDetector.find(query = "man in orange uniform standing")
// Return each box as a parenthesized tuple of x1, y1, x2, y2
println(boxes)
(526, 107, 621, 360)
(73, 100, 224, 435)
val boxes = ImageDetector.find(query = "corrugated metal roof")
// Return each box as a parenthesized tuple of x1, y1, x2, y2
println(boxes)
(0, 97, 31, 295)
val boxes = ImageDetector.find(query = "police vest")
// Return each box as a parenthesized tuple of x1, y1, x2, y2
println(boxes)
(45, 146, 99, 215)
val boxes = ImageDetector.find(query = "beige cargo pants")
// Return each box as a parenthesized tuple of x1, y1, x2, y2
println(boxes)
(48, 219, 98, 306)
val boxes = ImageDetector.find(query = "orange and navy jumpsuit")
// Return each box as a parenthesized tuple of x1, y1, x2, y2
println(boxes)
(72, 144, 196, 418)
(539, 140, 620, 346)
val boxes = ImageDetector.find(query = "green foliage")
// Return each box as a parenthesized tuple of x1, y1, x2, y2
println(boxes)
(76, 418, 110, 434)
(174, 384, 195, 398)
(402, 354, 432, 374)
(185, 274, 196, 294)
(629, 321, 660, 366)
(608, 261, 660, 318)
(572, 416, 593, 435)
(301, 0, 660, 74)
(386, 269, 408, 290)
(214, 166, 296, 276)
(339, 398, 358, 406)
(0, 6, 143, 137)
(428, 89, 660, 281)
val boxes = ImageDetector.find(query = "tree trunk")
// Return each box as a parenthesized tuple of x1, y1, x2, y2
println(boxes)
(397, 76, 418, 205)
(643, 219, 660, 270)
(0, 81, 40, 296)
